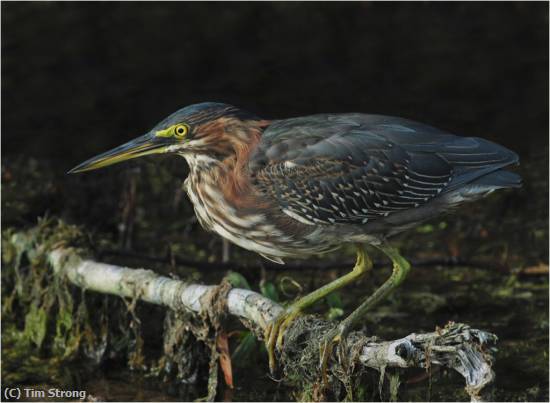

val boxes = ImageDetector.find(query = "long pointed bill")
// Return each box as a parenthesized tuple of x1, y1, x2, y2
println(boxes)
(68, 134, 169, 173)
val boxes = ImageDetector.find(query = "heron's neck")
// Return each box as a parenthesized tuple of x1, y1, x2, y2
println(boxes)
(182, 153, 223, 176)
(182, 126, 264, 209)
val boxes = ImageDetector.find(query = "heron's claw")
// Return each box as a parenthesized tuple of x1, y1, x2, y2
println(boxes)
(319, 322, 350, 384)
(264, 308, 302, 375)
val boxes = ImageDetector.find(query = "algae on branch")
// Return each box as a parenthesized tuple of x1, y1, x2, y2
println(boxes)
(1, 218, 220, 400)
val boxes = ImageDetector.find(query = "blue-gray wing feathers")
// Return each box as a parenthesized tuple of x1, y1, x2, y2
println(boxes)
(249, 114, 520, 226)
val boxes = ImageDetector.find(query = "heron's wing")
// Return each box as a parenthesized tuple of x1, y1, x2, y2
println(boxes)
(249, 114, 518, 225)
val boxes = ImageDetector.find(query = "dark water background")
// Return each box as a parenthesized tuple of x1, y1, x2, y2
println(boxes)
(2, 2, 548, 163)
(2, 2, 548, 402)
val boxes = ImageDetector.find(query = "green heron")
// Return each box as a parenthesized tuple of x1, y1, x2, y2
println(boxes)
(70, 102, 521, 373)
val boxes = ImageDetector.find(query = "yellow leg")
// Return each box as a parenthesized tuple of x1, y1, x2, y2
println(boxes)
(319, 243, 411, 378)
(265, 246, 373, 374)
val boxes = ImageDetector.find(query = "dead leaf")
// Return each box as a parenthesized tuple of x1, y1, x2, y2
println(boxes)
(217, 332, 234, 389)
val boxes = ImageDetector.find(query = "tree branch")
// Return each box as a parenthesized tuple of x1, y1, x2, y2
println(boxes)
(47, 246, 496, 401)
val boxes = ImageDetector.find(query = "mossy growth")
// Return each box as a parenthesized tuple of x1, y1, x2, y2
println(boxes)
(279, 314, 410, 402)
(1, 217, 213, 400)
(2, 218, 96, 386)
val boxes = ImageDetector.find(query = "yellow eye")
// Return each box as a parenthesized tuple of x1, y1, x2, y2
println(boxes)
(173, 124, 189, 139)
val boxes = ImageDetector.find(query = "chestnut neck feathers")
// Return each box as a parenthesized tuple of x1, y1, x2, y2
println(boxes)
(182, 117, 269, 209)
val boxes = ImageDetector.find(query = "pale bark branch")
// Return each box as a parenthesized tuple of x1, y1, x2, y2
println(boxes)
(47, 247, 495, 401)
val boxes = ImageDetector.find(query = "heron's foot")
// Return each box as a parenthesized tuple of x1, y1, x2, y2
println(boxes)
(264, 307, 302, 375)
(319, 322, 351, 384)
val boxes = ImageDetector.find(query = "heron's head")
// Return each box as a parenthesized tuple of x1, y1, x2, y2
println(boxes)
(69, 102, 266, 173)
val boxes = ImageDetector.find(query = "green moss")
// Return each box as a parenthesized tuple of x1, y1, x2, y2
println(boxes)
(23, 303, 48, 348)
(388, 373, 401, 402)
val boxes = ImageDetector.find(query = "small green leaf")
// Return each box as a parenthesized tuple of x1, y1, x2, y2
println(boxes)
(231, 331, 258, 364)
(260, 281, 279, 302)
(225, 271, 251, 290)
(325, 292, 343, 309)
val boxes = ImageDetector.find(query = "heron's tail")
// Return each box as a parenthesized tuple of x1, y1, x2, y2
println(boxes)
(471, 169, 522, 189)
(444, 169, 522, 205)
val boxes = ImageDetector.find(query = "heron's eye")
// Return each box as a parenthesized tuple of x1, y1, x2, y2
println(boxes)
(173, 124, 189, 139)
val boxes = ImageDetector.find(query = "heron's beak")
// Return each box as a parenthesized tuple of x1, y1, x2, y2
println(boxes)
(68, 133, 169, 173)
